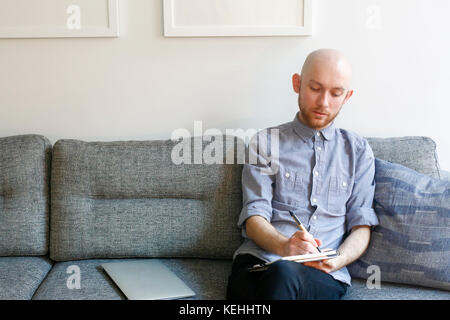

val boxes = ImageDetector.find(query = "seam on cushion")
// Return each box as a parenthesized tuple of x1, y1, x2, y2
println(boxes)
(431, 140, 442, 180)
(82, 194, 206, 200)
(40, 135, 52, 257)
(422, 136, 442, 179)
(31, 256, 55, 300)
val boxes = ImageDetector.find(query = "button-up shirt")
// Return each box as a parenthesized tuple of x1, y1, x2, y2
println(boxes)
(233, 112, 379, 286)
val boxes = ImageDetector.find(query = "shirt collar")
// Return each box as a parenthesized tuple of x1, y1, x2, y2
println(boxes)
(292, 112, 336, 142)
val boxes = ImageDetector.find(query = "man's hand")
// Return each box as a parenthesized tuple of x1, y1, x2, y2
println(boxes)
(303, 226, 372, 274)
(281, 230, 322, 256)
(303, 255, 342, 274)
(245, 215, 323, 258)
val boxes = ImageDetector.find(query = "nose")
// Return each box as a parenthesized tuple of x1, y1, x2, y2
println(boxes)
(317, 92, 330, 108)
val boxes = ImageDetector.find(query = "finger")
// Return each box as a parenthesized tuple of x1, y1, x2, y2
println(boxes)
(304, 242, 319, 254)
(294, 231, 316, 246)
(314, 238, 322, 247)
(291, 240, 317, 255)
(304, 261, 330, 273)
(303, 261, 322, 270)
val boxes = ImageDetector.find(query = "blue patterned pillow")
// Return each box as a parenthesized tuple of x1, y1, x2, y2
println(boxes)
(348, 158, 450, 291)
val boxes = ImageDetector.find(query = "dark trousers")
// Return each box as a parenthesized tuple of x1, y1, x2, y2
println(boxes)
(226, 254, 348, 300)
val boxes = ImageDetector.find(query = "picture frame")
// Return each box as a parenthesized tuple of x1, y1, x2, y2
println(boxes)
(0, 0, 119, 38)
(163, 0, 312, 37)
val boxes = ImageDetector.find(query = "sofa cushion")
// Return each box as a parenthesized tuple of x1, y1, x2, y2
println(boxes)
(366, 136, 441, 179)
(0, 134, 51, 256)
(32, 258, 232, 300)
(343, 278, 450, 300)
(49, 136, 243, 261)
(0, 256, 53, 300)
(347, 158, 450, 291)
(32, 259, 126, 300)
(31, 257, 450, 300)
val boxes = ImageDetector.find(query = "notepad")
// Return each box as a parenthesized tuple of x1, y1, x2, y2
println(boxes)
(248, 249, 339, 272)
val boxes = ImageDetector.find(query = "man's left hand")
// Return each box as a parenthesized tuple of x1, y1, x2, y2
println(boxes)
(303, 256, 342, 274)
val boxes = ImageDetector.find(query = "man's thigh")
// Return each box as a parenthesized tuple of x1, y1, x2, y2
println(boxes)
(226, 254, 265, 300)
(227, 256, 348, 300)
(257, 260, 348, 300)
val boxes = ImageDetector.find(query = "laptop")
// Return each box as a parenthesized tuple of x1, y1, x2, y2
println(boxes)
(101, 259, 196, 300)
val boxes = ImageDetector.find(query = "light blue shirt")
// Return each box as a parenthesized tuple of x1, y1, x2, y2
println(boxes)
(233, 112, 379, 286)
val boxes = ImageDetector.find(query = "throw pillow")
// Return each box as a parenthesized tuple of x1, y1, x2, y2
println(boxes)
(347, 158, 449, 291)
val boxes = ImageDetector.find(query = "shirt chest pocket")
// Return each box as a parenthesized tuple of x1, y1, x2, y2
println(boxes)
(327, 175, 352, 214)
(276, 168, 306, 193)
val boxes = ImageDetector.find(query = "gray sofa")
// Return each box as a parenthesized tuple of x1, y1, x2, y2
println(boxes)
(0, 134, 449, 300)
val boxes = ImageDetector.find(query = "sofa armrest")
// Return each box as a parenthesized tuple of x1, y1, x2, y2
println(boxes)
(441, 170, 450, 181)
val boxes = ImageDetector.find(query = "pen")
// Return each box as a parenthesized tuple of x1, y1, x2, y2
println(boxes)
(288, 210, 322, 253)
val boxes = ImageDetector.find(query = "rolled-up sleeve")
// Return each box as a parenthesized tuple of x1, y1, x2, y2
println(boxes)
(237, 132, 275, 229)
(345, 139, 379, 233)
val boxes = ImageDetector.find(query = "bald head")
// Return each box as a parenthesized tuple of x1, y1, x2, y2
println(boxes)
(301, 49, 353, 88)
(292, 49, 354, 130)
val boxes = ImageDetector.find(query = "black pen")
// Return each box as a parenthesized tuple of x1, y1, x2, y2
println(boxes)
(288, 210, 322, 253)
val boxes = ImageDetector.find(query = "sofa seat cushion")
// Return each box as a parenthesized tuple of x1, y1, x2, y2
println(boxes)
(32, 258, 232, 300)
(344, 279, 450, 300)
(28, 257, 450, 300)
(0, 256, 53, 300)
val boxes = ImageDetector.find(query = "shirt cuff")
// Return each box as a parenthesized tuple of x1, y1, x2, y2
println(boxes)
(237, 203, 272, 229)
(346, 207, 379, 233)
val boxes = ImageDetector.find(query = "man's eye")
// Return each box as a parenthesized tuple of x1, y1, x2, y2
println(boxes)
(311, 87, 320, 91)
(332, 92, 343, 97)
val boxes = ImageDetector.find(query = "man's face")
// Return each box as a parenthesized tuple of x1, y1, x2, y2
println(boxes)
(293, 60, 353, 130)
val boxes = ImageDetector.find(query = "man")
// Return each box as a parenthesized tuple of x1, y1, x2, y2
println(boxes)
(226, 49, 379, 300)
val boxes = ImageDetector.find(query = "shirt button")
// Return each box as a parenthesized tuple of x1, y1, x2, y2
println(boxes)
(317, 147, 322, 151)
(342, 182, 347, 187)
(317, 132, 321, 137)
(313, 216, 318, 220)
(285, 173, 290, 178)
(312, 198, 317, 203)
(314, 171, 319, 176)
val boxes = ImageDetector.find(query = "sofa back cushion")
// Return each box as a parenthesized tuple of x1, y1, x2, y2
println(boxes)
(365, 136, 441, 179)
(0, 135, 51, 256)
(50, 136, 243, 261)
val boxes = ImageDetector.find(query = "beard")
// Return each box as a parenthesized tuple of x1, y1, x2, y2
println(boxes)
(298, 94, 342, 130)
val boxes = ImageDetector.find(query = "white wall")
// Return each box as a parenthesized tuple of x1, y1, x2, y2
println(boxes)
(0, 0, 449, 170)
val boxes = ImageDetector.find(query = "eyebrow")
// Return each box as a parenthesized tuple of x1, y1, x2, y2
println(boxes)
(309, 80, 345, 91)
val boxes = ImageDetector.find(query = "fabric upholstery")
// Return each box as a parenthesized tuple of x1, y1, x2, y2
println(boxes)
(2, 133, 447, 300)
(0, 134, 51, 256)
(343, 278, 450, 300)
(348, 158, 450, 291)
(32, 259, 126, 300)
(49, 136, 243, 261)
(366, 136, 441, 179)
(0, 256, 53, 300)
(31, 257, 450, 300)
(32, 258, 232, 300)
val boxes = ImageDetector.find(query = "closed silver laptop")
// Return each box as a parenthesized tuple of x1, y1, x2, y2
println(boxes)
(102, 259, 195, 300)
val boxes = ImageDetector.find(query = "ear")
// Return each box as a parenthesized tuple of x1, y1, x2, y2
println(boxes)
(292, 73, 301, 94)
(343, 89, 354, 104)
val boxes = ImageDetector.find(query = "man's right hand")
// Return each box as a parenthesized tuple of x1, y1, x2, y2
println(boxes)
(245, 215, 322, 258)
(282, 231, 322, 257)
